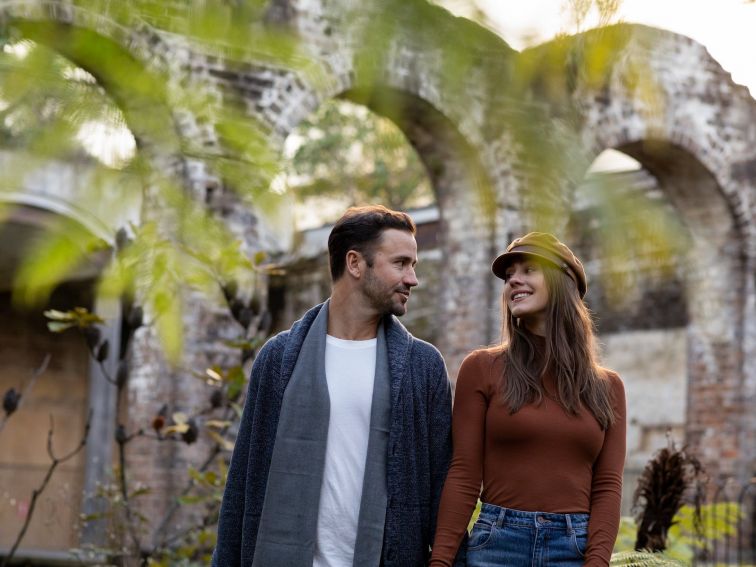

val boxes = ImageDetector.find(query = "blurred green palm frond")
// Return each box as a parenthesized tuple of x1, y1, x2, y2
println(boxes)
(0, 2, 313, 361)
(609, 551, 685, 566)
(1, 0, 685, 361)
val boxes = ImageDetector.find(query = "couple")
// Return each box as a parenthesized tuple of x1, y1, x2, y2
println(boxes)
(213, 205, 626, 567)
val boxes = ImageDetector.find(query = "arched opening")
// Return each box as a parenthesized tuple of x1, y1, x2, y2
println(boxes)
(283, 99, 435, 229)
(0, 33, 141, 558)
(269, 86, 495, 374)
(569, 147, 689, 511)
(0, 36, 142, 238)
(569, 140, 745, 509)
(616, 141, 746, 483)
(271, 97, 440, 343)
(0, 205, 117, 557)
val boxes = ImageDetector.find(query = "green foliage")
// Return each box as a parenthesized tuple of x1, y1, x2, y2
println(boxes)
(13, 216, 110, 306)
(1, 0, 687, 356)
(338, 0, 685, 282)
(286, 99, 434, 223)
(669, 501, 741, 551)
(570, 171, 689, 305)
(614, 503, 742, 563)
(609, 551, 685, 566)
(0, 2, 313, 359)
(0, 38, 129, 162)
(44, 306, 104, 332)
(632, 441, 705, 552)
(467, 499, 482, 532)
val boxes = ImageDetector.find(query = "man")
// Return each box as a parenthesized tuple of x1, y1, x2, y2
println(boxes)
(213, 205, 454, 567)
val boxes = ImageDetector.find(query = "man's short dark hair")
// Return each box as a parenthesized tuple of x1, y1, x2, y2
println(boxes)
(328, 205, 416, 281)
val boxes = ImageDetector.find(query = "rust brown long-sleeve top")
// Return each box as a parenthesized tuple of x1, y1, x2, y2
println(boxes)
(430, 346, 626, 567)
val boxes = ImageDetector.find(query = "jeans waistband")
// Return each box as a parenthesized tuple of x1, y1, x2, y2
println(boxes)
(478, 502, 589, 530)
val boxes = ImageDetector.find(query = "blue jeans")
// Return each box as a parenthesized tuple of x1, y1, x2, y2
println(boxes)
(467, 503, 589, 566)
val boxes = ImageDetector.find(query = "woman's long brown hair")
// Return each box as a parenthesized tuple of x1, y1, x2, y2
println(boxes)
(500, 262, 616, 429)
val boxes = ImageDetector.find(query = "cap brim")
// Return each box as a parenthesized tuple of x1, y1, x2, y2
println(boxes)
(491, 250, 563, 280)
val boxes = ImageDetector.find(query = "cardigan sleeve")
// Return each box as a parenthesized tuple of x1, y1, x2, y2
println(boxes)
(584, 372, 627, 566)
(212, 337, 276, 567)
(426, 352, 454, 554)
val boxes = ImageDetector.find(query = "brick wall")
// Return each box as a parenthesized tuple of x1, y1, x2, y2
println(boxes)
(0, 0, 753, 551)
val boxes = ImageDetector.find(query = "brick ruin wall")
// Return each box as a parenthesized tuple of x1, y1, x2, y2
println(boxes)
(0, 0, 753, 546)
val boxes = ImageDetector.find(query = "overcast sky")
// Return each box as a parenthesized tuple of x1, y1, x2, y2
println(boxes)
(447, 0, 756, 97)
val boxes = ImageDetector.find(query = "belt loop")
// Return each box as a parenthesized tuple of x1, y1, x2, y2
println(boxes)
(565, 513, 573, 532)
(497, 506, 507, 527)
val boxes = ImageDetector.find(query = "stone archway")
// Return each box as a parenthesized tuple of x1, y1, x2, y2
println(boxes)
(0, 204, 119, 556)
(567, 24, 756, 484)
(614, 140, 745, 481)
(253, 0, 524, 376)
(0, 7, 202, 548)
(340, 86, 497, 374)
(0, 3, 181, 156)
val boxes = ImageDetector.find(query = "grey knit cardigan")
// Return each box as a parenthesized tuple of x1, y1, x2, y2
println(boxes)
(212, 302, 457, 566)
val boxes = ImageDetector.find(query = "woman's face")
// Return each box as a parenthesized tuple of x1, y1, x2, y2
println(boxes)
(502, 257, 549, 335)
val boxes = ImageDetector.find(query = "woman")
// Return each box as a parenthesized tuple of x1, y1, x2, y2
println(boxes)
(430, 232, 626, 567)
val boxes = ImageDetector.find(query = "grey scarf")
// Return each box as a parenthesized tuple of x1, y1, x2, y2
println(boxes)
(253, 301, 391, 567)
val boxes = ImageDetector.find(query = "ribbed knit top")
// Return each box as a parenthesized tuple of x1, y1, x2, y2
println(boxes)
(430, 344, 626, 567)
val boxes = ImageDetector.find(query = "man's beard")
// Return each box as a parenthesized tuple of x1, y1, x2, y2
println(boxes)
(362, 269, 409, 317)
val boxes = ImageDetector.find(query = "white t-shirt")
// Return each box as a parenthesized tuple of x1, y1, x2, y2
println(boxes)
(312, 335, 377, 567)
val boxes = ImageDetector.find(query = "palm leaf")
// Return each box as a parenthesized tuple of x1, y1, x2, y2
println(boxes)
(610, 551, 685, 566)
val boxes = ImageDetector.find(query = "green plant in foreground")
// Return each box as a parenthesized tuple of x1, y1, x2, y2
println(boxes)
(615, 502, 742, 563)
(609, 551, 685, 566)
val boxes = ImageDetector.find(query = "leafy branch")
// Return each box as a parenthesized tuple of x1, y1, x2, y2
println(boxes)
(41, 267, 267, 563)
(151, 442, 224, 552)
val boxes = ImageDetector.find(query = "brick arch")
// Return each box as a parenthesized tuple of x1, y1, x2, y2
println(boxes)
(572, 24, 756, 237)
(563, 24, 756, 482)
(260, 0, 527, 374)
(0, 9, 180, 153)
(274, 79, 498, 374)
(593, 140, 748, 484)
(342, 86, 497, 373)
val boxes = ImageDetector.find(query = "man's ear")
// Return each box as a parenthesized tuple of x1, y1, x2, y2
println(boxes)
(345, 249, 363, 279)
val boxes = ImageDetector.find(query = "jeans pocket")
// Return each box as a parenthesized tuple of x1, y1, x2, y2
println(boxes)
(467, 519, 495, 551)
(570, 528, 588, 558)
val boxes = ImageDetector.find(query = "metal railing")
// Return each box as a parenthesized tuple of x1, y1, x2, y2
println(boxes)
(692, 478, 756, 566)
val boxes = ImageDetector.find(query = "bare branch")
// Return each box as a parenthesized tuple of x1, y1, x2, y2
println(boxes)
(0, 354, 51, 435)
(116, 428, 145, 554)
(150, 401, 237, 552)
(151, 442, 223, 551)
(0, 408, 92, 567)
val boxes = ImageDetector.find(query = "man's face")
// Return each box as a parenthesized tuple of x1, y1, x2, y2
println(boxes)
(360, 229, 419, 317)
